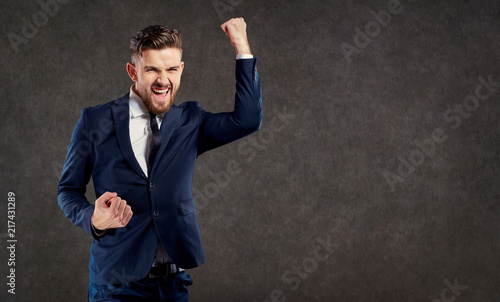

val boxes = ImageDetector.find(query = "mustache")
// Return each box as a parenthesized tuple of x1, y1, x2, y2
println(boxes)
(152, 80, 172, 89)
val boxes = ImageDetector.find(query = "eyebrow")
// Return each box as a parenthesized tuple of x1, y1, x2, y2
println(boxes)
(144, 65, 181, 70)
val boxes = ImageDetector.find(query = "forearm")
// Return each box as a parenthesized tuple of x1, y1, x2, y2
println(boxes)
(232, 57, 262, 130)
(233, 39, 251, 55)
(58, 189, 95, 236)
(57, 108, 99, 238)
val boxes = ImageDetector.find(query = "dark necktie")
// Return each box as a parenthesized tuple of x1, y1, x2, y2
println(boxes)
(149, 113, 169, 263)
(148, 112, 162, 173)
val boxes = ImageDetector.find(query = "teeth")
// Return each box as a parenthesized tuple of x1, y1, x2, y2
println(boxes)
(152, 88, 169, 94)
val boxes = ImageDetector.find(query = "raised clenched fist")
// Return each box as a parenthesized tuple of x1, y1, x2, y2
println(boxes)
(221, 17, 251, 55)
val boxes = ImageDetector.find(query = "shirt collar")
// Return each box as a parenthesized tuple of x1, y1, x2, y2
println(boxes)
(129, 85, 148, 118)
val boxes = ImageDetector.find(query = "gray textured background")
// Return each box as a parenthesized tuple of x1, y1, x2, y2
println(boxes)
(1, 0, 499, 301)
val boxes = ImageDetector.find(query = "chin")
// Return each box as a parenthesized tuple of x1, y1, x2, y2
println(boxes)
(147, 99, 173, 115)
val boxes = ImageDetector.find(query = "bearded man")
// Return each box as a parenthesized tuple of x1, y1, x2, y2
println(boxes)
(58, 18, 262, 301)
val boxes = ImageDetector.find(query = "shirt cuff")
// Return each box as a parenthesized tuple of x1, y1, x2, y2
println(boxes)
(92, 223, 106, 238)
(236, 54, 254, 60)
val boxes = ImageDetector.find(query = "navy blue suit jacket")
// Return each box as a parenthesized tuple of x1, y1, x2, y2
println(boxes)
(58, 58, 262, 285)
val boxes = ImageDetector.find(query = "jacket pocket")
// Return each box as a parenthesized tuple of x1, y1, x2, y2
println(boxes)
(178, 198, 196, 215)
(171, 123, 196, 137)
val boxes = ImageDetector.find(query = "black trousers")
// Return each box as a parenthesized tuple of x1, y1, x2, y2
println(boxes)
(88, 271, 192, 302)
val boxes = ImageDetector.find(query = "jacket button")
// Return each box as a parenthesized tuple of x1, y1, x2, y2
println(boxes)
(153, 210, 159, 217)
(149, 182, 155, 188)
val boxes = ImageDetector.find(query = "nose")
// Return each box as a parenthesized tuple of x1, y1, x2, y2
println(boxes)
(156, 72, 169, 86)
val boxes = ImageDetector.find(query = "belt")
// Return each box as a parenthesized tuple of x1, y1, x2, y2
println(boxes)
(148, 263, 180, 279)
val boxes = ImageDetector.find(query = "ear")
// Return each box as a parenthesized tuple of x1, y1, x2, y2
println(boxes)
(180, 61, 185, 76)
(126, 62, 138, 82)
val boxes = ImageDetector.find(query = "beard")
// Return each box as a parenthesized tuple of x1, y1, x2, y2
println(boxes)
(143, 87, 176, 115)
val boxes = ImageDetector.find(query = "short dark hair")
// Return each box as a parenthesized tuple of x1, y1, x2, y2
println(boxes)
(129, 25, 182, 62)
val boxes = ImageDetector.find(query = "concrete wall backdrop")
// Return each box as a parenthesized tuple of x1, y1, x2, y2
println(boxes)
(1, 0, 499, 301)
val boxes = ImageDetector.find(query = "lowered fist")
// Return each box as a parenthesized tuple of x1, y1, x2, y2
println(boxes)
(91, 191, 133, 232)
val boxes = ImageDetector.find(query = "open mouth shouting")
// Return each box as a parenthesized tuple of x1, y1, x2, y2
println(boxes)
(151, 86, 171, 100)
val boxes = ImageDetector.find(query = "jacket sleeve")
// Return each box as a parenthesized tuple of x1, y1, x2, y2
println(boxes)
(197, 57, 263, 155)
(57, 108, 97, 238)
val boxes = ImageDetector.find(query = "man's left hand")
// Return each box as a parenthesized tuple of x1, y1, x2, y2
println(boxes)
(221, 18, 251, 55)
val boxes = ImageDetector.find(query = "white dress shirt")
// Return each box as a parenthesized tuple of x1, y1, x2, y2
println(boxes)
(128, 87, 163, 178)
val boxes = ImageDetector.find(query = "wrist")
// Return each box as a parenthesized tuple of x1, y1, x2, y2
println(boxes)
(233, 42, 251, 55)
(91, 213, 104, 232)
(91, 214, 106, 237)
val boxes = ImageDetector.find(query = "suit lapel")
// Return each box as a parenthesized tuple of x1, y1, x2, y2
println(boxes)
(111, 94, 148, 180)
(150, 105, 182, 173)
